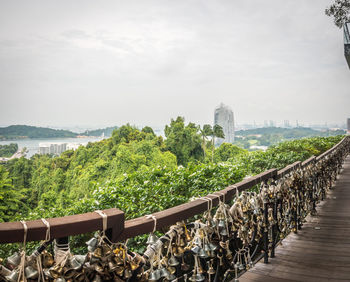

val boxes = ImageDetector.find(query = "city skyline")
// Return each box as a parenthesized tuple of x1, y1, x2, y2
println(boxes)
(0, 1, 349, 128)
(0, 118, 346, 133)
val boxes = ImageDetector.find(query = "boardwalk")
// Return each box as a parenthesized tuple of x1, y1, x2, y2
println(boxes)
(240, 157, 350, 282)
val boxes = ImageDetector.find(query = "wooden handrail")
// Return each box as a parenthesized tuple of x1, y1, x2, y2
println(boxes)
(0, 208, 124, 243)
(277, 161, 301, 178)
(301, 156, 316, 167)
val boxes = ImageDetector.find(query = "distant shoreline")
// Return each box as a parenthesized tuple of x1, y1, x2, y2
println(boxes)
(0, 125, 118, 141)
(0, 135, 102, 141)
(0, 136, 106, 159)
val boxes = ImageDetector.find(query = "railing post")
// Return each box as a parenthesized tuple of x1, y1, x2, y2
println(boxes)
(321, 170, 326, 201)
(293, 189, 298, 234)
(270, 198, 278, 258)
(262, 178, 271, 264)
(297, 180, 302, 231)
(263, 200, 269, 263)
(311, 174, 317, 216)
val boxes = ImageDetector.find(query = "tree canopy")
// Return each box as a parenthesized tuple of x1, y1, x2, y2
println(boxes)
(164, 117, 204, 165)
(325, 0, 350, 28)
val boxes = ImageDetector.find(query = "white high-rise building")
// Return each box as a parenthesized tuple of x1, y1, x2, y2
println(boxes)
(39, 143, 67, 155)
(214, 103, 235, 146)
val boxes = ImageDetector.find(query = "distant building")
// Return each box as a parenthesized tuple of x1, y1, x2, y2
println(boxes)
(39, 145, 50, 155)
(283, 120, 290, 128)
(39, 143, 67, 155)
(214, 103, 235, 146)
(67, 143, 82, 151)
(347, 118, 350, 133)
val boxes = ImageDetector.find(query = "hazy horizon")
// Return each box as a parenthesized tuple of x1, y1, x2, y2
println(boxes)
(0, 120, 346, 134)
(0, 1, 349, 128)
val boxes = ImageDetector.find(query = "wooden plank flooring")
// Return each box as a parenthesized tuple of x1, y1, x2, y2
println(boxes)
(239, 156, 350, 282)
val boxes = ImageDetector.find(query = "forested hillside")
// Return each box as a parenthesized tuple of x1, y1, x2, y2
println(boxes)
(0, 125, 77, 140)
(234, 127, 345, 148)
(0, 118, 343, 224)
(236, 127, 345, 137)
(0, 118, 344, 256)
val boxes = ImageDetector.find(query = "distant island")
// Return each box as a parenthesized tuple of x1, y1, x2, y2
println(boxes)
(79, 126, 118, 138)
(0, 125, 118, 140)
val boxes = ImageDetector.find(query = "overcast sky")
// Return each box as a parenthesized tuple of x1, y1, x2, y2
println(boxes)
(0, 0, 349, 129)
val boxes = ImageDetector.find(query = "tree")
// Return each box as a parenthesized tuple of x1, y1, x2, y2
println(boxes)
(214, 143, 246, 162)
(212, 124, 225, 162)
(325, 0, 350, 28)
(141, 126, 156, 137)
(164, 117, 204, 165)
(0, 166, 25, 222)
(112, 124, 147, 145)
(199, 124, 213, 159)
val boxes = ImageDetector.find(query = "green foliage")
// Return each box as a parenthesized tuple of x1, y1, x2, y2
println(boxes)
(0, 143, 18, 157)
(0, 166, 26, 222)
(214, 143, 247, 162)
(211, 124, 225, 161)
(213, 124, 225, 139)
(112, 124, 149, 145)
(1, 126, 177, 220)
(141, 126, 156, 136)
(165, 117, 204, 165)
(234, 135, 344, 174)
(35, 161, 248, 220)
(199, 124, 213, 160)
(202, 124, 213, 136)
(0, 125, 77, 140)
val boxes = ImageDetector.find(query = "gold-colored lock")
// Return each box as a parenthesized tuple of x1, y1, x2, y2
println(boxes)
(49, 265, 63, 279)
(43, 251, 54, 268)
(168, 266, 176, 274)
(93, 247, 103, 259)
(130, 260, 139, 271)
(179, 238, 186, 247)
(113, 255, 124, 266)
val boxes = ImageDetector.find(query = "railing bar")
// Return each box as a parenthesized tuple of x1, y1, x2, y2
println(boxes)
(301, 156, 316, 168)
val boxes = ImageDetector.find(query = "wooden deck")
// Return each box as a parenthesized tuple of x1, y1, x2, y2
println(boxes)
(239, 156, 350, 282)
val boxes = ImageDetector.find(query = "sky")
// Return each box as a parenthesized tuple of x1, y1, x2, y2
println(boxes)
(0, 0, 349, 130)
